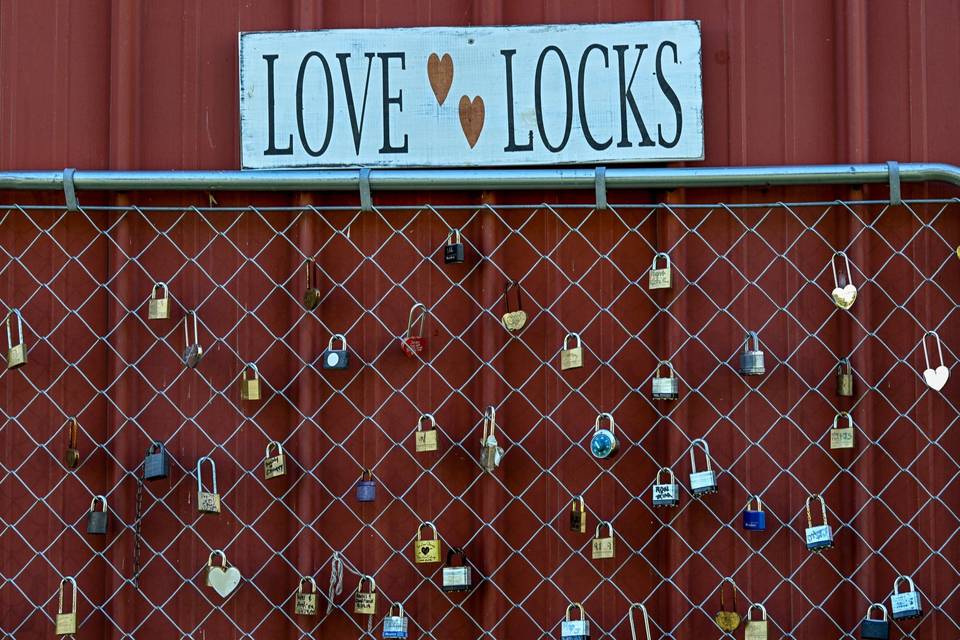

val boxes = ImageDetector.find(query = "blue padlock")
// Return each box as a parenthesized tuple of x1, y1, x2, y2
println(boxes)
(743, 495, 766, 531)
(356, 468, 376, 502)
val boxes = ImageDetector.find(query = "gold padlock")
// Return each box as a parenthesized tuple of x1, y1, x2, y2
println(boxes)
(240, 363, 261, 401)
(64, 418, 80, 469)
(264, 441, 286, 479)
(55, 576, 78, 635)
(744, 603, 768, 640)
(836, 357, 854, 397)
(829, 411, 855, 450)
(714, 577, 742, 632)
(501, 280, 527, 331)
(5, 308, 27, 369)
(569, 495, 586, 533)
(413, 521, 441, 563)
(353, 575, 377, 615)
(196, 456, 222, 513)
(629, 602, 653, 640)
(293, 576, 318, 615)
(303, 257, 321, 310)
(415, 413, 439, 452)
(648, 252, 672, 289)
(560, 332, 584, 370)
(591, 521, 615, 559)
(147, 282, 171, 320)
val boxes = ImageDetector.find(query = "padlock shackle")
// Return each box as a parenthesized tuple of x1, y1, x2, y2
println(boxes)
(265, 440, 282, 457)
(747, 495, 762, 513)
(563, 332, 581, 349)
(656, 467, 675, 484)
(406, 302, 427, 338)
(866, 603, 888, 621)
(628, 603, 652, 640)
(298, 575, 317, 593)
(482, 406, 496, 440)
(655, 360, 674, 378)
(922, 330, 945, 369)
(417, 521, 438, 540)
(689, 438, 712, 473)
(595, 520, 614, 538)
(303, 257, 316, 288)
(358, 574, 376, 593)
(183, 310, 200, 348)
(805, 493, 828, 527)
(151, 281, 169, 299)
(445, 547, 466, 566)
(446, 227, 461, 244)
(243, 363, 259, 379)
(207, 549, 228, 568)
(571, 495, 585, 512)
(65, 417, 79, 449)
(328, 333, 347, 351)
(831, 250, 854, 288)
(360, 468, 374, 482)
(594, 412, 615, 434)
(89, 495, 107, 512)
(743, 330, 760, 353)
(837, 357, 852, 374)
(833, 411, 853, 430)
(747, 603, 766, 621)
(58, 576, 77, 614)
(504, 280, 524, 313)
(418, 413, 437, 430)
(389, 602, 404, 617)
(651, 251, 670, 270)
(564, 602, 585, 621)
(718, 577, 737, 609)
(196, 456, 217, 494)
(893, 575, 916, 594)
(147, 441, 164, 455)
(5, 308, 24, 348)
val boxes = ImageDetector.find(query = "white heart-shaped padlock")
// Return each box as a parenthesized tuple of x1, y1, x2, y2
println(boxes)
(923, 365, 950, 391)
(207, 566, 242, 598)
(831, 284, 857, 309)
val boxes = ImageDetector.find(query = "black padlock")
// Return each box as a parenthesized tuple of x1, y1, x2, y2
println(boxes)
(860, 603, 890, 639)
(86, 495, 108, 535)
(444, 229, 465, 264)
(144, 441, 170, 480)
(322, 334, 349, 370)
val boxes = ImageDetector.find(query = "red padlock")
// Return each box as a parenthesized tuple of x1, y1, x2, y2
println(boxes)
(400, 302, 427, 357)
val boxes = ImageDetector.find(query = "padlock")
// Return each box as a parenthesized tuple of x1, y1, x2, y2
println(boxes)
(86, 495, 108, 535)
(860, 603, 890, 639)
(569, 495, 587, 533)
(804, 493, 833, 551)
(714, 577, 741, 632)
(303, 257, 321, 310)
(652, 467, 680, 507)
(648, 252, 672, 289)
(479, 406, 504, 472)
(501, 280, 528, 332)
(5, 308, 27, 369)
(831, 250, 858, 309)
(651, 360, 679, 400)
(205, 550, 241, 598)
(560, 332, 584, 371)
(444, 228, 465, 264)
(148, 282, 171, 320)
(182, 310, 203, 368)
(55, 576, 78, 636)
(441, 548, 473, 592)
(356, 469, 376, 502)
(742, 495, 766, 531)
(400, 302, 427, 357)
(322, 333, 349, 370)
(921, 330, 950, 391)
(830, 411, 855, 450)
(383, 603, 409, 639)
(294, 576, 318, 615)
(144, 441, 170, 480)
(560, 602, 590, 640)
(64, 417, 81, 469)
(589, 412, 619, 459)
(196, 456, 221, 513)
(739, 331, 765, 376)
(744, 603, 768, 640)
(354, 575, 378, 615)
(591, 521, 615, 559)
(263, 441, 286, 479)
(415, 413, 439, 452)
(239, 363, 261, 401)
(837, 357, 854, 397)
(628, 603, 652, 640)
(413, 521, 441, 563)
(688, 438, 718, 496)
(890, 575, 922, 620)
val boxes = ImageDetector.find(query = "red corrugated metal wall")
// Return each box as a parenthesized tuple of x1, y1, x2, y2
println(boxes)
(2, 1, 960, 639)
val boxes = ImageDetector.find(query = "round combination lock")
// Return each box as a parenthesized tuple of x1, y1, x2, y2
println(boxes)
(590, 428, 618, 459)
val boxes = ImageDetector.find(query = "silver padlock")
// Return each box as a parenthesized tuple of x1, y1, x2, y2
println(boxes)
(628, 603, 652, 640)
(804, 494, 833, 552)
(383, 603, 409, 639)
(441, 548, 473, 592)
(688, 438, 717, 496)
(651, 467, 679, 507)
(182, 310, 203, 368)
(738, 330, 765, 376)
(890, 575, 922, 620)
(561, 602, 590, 640)
(651, 360, 679, 400)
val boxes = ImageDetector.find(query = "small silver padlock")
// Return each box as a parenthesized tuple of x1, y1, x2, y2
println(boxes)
(560, 332, 584, 371)
(182, 310, 203, 368)
(648, 252, 672, 289)
(837, 357, 854, 397)
(5, 308, 27, 369)
(651, 360, 679, 400)
(441, 548, 473, 592)
(86, 495, 108, 535)
(739, 330, 765, 376)
(890, 575, 922, 620)
(561, 602, 590, 640)
(804, 494, 833, 552)
(148, 282, 171, 320)
(651, 467, 679, 507)
(688, 438, 717, 496)
(196, 456, 221, 514)
(356, 469, 376, 502)
(383, 603, 409, 639)
(322, 333, 349, 370)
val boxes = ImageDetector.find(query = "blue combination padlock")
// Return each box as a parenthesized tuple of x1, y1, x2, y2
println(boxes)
(743, 495, 766, 531)
(356, 469, 376, 502)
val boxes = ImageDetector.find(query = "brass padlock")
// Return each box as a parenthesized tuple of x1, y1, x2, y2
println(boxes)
(501, 280, 527, 332)
(147, 282, 171, 320)
(744, 603, 768, 640)
(591, 521, 615, 559)
(5, 308, 27, 369)
(294, 576, 318, 615)
(303, 257, 321, 310)
(264, 441, 286, 479)
(240, 363, 261, 401)
(413, 521, 441, 563)
(353, 575, 377, 615)
(648, 252, 672, 289)
(415, 413, 439, 452)
(837, 357, 854, 397)
(831, 250, 857, 309)
(205, 549, 241, 598)
(182, 310, 203, 368)
(196, 456, 221, 513)
(400, 302, 427, 357)
(829, 411, 855, 450)
(55, 576, 78, 636)
(629, 602, 652, 640)
(569, 495, 586, 533)
(714, 577, 741, 631)
(64, 418, 80, 469)
(560, 332, 583, 370)
(479, 406, 504, 472)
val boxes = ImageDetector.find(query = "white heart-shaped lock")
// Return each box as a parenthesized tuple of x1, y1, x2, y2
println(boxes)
(207, 565, 242, 598)
(923, 365, 950, 391)
(831, 284, 857, 309)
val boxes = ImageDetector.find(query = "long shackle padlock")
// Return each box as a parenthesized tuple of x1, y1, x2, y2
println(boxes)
(444, 228, 465, 264)
(196, 456, 221, 513)
(64, 417, 81, 469)
(55, 576, 78, 635)
(182, 310, 203, 367)
(804, 493, 833, 551)
(628, 602, 652, 640)
(688, 438, 717, 496)
(401, 302, 427, 357)
(836, 357, 854, 397)
(501, 280, 528, 331)
(921, 330, 949, 390)
(569, 495, 587, 532)
(830, 250, 858, 309)
(5, 308, 27, 369)
(303, 257, 321, 309)
(714, 577, 741, 632)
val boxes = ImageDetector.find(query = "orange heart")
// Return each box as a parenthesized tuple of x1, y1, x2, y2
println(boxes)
(427, 53, 454, 106)
(458, 95, 485, 149)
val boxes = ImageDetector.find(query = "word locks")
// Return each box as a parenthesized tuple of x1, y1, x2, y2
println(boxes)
(628, 603, 652, 640)
(148, 282, 170, 320)
(648, 252, 672, 289)
(64, 417, 81, 469)
(86, 495, 108, 535)
(861, 603, 890, 639)
(264, 441, 286, 479)
(714, 577, 741, 632)
(590, 412, 618, 459)
(322, 333, 349, 369)
(569, 495, 587, 533)
(401, 303, 426, 357)
(55, 576, 78, 636)
(837, 357, 854, 397)
(239, 363, 261, 400)
(303, 258, 321, 310)
(383, 603, 409, 639)
(652, 467, 679, 507)
(415, 413, 439, 452)
(890, 575, 922, 620)
(560, 332, 583, 370)
(182, 310, 203, 368)
(830, 250, 857, 309)
(294, 576, 318, 615)
(501, 280, 527, 332)
(206, 550, 241, 598)
(739, 330, 765, 375)
(921, 330, 949, 391)
(804, 493, 833, 551)
(441, 548, 472, 592)
(591, 522, 615, 559)
(479, 406, 504, 472)
(354, 575, 377, 615)
(651, 360, 678, 400)
(196, 456, 221, 513)
(743, 495, 766, 531)
(356, 469, 376, 502)
(444, 228, 465, 264)
(830, 411, 855, 450)
(561, 602, 589, 640)
(744, 603, 768, 640)
(688, 438, 717, 496)
(414, 521, 441, 563)
(144, 441, 170, 480)
(5, 308, 27, 369)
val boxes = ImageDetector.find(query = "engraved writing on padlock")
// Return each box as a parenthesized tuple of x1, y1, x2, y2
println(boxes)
(561, 602, 590, 640)
(383, 603, 409, 639)
(147, 282, 171, 320)
(294, 576, 318, 615)
(501, 280, 527, 332)
(837, 357, 854, 397)
(5, 308, 27, 369)
(441, 548, 473, 592)
(739, 330, 765, 376)
(861, 603, 890, 639)
(479, 406, 504, 472)
(182, 310, 203, 368)
(444, 228, 465, 264)
(742, 495, 766, 531)
(401, 303, 427, 357)
(629, 603, 652, 640)
(144, 441, 170, 480)
(64, 417, 81, 469)
(648, 252, 672, 289)
(688, 438, 718, 496)
(560, 332, 583, 371)
(744, 603, 768, 640)
(356, 469, 376, 502)
(354, 575, 378, 615)
(589, 412, 618, 459)
(413, 521, 441, 563)
(890, 575, 922, 620)
(415, 413, 439, 452)
(322, 333, 349, 370)
(303, 257, 321, 310)
(652, 467, 679, 507)
(921, 330, 950, 391)
(831, 250, 858, 309)
(239, 363, 261, 401)
(263, 441, 286, 479)
(804, 493, 833, 551)
(651, 360, 679, 400)
(569, 495, 587, 533)
(591, 521, 615, 560)
(55, 576, 78, 636)
(196, 456, 221, 514)
(830, 411, 855, 450)
(714, 577, 741, 632)
(86, 495, 108, 535)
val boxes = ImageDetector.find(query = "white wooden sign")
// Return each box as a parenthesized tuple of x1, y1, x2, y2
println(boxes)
(239, 21, 703, 169)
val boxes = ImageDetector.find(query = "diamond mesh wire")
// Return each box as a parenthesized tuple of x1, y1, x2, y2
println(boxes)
(0, 198, 958, 639)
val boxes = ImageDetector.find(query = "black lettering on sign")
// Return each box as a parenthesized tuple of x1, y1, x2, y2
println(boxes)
(578, 44, 612, 151)
(656, 41, 683, 148)
(263, 54, 293, 156)
(296, 52, 335, 157)
(534, 46, 573, 153)
(336, 52, 376, 155)
(501, 49, 533, 152)
(377, 52, 409, 154)
(613, 44, 655, 149)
